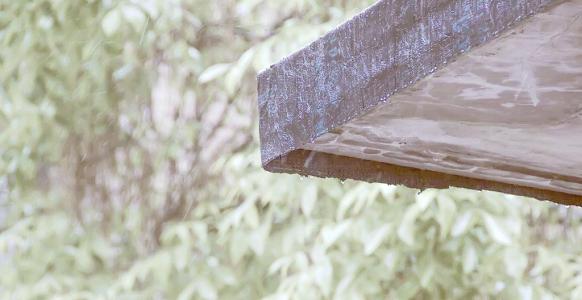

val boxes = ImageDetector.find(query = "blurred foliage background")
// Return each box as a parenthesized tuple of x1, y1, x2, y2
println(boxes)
(1, 0, 582, 299)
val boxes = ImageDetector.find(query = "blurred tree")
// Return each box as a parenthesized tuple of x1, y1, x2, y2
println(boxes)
(0, 0, 581, 299)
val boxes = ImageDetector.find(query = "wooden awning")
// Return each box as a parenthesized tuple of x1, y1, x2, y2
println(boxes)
(257, 0, 582, 205)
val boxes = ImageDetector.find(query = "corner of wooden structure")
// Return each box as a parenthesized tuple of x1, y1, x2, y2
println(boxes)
(257, 0, 581, 205)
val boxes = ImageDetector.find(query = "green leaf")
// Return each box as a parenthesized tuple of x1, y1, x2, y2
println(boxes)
(363, 224, 391, 255)
(244, 203, 259, 228)
(395, 280, 420, 300)
(419, 263, 434, 288)
(313, 255, 333, 297)
(337, 189, 358, 220)
(198, 64, 231, 84)
(197, 279, 218, 300)
(225, 48, 255, 95)
(398, 205, 421, 246)
(102, 9, 122, 36)
(178, 282, 197, 300)
(416, 189, 437, 211)
(268, 257, 292, 276)
(321, 221, 351, 249)
(462, 242, 478, 273)
(482, 213, 512, 245)
(436, 193, 457, 239)
(249, 222, 270, 256)
(335, 274, 355, 297)
(229, 232, 249, 264)
(301, 184, 317, 217)
(451, 211, 473, 237)
(121, 5, 146, 32)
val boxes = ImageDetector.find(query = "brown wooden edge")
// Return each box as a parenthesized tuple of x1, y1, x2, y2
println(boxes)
(265, 150, 582, 206)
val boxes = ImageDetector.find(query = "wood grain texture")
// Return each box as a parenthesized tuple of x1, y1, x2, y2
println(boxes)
(267, 150, 582, 206)
(304, 0, 582, 200)
(258, 0, 582, 204)
(258, 0, 556, 164)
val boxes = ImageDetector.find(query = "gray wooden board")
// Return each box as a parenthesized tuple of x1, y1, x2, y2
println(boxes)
(258, 0, 582, 204)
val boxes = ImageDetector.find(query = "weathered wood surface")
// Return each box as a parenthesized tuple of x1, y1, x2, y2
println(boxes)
(258, 0, 582, 204)
(268, 150, 582, 205)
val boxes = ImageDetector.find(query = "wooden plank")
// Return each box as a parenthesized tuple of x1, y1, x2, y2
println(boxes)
(258, 0, 582, 204)
(268, 150, 582, 206)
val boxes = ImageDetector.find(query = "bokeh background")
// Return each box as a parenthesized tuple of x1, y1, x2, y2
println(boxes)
(1, 0, 582, 299)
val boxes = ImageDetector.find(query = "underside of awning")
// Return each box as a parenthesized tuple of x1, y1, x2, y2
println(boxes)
(257, 0, 582, 205)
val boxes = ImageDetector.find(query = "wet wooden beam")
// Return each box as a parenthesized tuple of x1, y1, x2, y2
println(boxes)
(257, 0, 582, 204)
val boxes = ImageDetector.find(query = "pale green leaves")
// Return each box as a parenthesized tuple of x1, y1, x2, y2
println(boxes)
(482, 213, 513, 245)
(451, 211, 474, 237)
(503, 247, 528, 279)
(199, 64, 231, 84)
(225, 48, 256, 95)
(102, 5, 147, 36)
(397, 189, 452, 246)
(249, 221, 271, 256)
(102, 9, 122, 36)
(462, 242, 478, 273)
(301, 183, 318, 217)
(2, 1, 580, 300)
(178, 279, 218, 300)
(336, 184, 377, 220)
(198, 48, 257, 96)
(397, 190, 436, 246)
(312, 249, 334, 297)
(363, 224, 391, 255)
(121, 5, 147, 32)
(435, 193, 457, 239)
(397, 204, 422, 246)
(321, 221, 351, 249)
(416, 189, 437, 210)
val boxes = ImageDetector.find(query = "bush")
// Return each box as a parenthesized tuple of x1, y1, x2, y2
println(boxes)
(1, 0, 581, 299)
